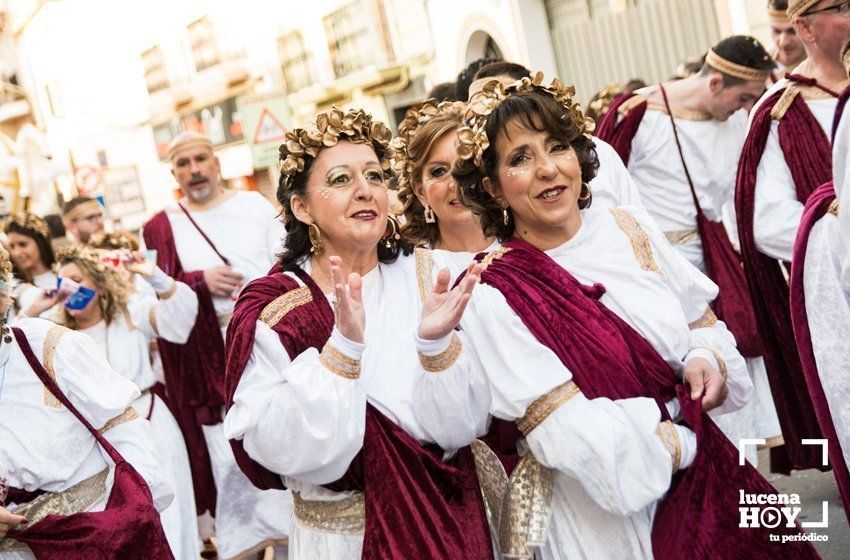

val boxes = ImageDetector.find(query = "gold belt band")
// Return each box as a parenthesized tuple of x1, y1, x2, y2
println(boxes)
(0, 469, 108, 552)
(292, 491, 365, 535)
(664, 228, 700, 246)
(517, 381, 581, 437)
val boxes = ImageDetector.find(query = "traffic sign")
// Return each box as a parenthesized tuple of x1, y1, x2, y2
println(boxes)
(238, 91, 291, 170)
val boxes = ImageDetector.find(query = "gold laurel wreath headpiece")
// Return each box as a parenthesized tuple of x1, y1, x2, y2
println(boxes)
(2, 212, 50, 239)
(389, 99, 466, 207)
(278, 106, 393, 190)
(56, 245, 111, 274)
(453, 71, 595, 176)
(88, 231, 139, 252)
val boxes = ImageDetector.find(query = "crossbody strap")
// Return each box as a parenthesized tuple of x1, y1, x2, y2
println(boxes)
(177, 202, 232, 266)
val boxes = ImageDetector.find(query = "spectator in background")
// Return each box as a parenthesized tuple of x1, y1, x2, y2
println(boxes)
(454, 56, 501, 101)
(2, 212, 55, 288)
(42, 213, 72, 251)
(767, 0, 806, 81)
(426, 81, 457, 102)
(467, 60, 532, 99)
(62, 196, 105, 244)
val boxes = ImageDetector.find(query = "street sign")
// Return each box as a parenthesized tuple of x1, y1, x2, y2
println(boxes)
(238, 91, 291, 170)
(74, 165, 103, 196)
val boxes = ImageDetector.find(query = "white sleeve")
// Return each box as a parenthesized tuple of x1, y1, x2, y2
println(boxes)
(834, 111, 850, 292)
(53, 328, 173, 511)
(461, 284, 696, 515)
(411, 330, 491, 451)
(627, 206, 751, 414)
(127, 280, 199, 344)
(223, 322, 367, 485)
(753, 121, 803, 262)
(591, 138, 644, 208)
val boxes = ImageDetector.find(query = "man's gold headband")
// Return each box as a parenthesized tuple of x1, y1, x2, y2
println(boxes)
(706, 48, 773, 82)
(63, 199, 102, 223)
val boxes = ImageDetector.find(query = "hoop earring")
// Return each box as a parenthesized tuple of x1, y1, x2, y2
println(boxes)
(578, 182, 592, 204)
(382, 216, 401, 249)
(423, 203, 436, 224)
(0, 310, 11, 344)
(502, 207, 510, 226)
(308, 223, 324, 255)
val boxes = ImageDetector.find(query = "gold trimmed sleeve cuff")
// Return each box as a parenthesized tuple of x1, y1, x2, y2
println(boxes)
(686, 347, 728, 380)
(318, 328, 365, 380)
(416, 332, 462, 373)
(517, 381, 582, 437)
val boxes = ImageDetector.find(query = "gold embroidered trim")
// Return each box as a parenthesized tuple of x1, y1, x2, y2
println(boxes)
(664, 228, 700, 245)
(647, 102, 713, 122)
(318, 343, 361, 379)
(517, 381, 581, 437)
(259, 286, 312, 326)
(415, 247, 434, 303)
(99, 406, 139, 433)
(771, 85, 801, 121)
(688, 308, 718, 330)
(609, 208, 664, 278)
(42, 325, 67, 409)
(706, 48, 773, 83)
(828, 200, 839, 216)
(480, 246, 512, 272)
(767, 8, 789, 20)
(617, 94, 648, 117)
(470, 441, 554, 559)
(157, 280, 178, 300)
(418, 333, 462, 372)
(0, 469, 108, 552)
(694, 346, 728, 380)
(149, 305, 160, 337)
(292, 491, 365, 535)
(656, 420, 682, 472)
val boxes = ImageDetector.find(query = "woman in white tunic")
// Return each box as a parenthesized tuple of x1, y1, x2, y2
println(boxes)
(0, 245, 174, 558)
(1, 213, 57, 317)
(224, 107, 491, 560)
(413, 75, 817, 559)
(23, 245, 200, 560)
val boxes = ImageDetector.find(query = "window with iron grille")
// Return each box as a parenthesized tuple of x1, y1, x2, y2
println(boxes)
(188, 16, 220, 73)
(278, 31, 313, 92)
(142, 45, 169, 94)
(323, 0, 394, 79)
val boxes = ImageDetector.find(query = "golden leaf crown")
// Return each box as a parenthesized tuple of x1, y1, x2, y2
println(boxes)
(454, 72, 595, 176)
(89, 231, 139, 252)
(56, 245, 109, 273)
(278, 106, 393, 190)
(0, 246, 13, 286)
(588, 83, 625, 116)
(1, 212, 50, 239)
(389, 99, 466, 205)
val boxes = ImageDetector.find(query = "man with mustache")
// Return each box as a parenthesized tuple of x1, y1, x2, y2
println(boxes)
(141, 131, 290, 560)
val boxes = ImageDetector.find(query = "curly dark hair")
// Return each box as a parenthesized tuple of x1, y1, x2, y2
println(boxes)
(276, 143, 412, 271)
(453, 89, 599, 241)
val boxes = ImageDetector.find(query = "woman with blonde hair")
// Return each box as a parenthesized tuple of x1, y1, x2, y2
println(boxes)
(24, 246, 200, 559)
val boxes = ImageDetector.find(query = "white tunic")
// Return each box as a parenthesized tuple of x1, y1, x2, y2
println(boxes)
(623, 104, 780, 462)
(415, 204, 750, 559)
(753, 79, 841, 261)
(591, 138, 644, 208)
(0, 318, 172, 559)
(834, 103, 850, 291)
(78, 280, 199, 560)
(224, 253, 485, 559)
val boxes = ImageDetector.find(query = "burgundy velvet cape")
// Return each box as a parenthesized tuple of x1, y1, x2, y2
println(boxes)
(597, 93, 762, 357)
(790, 181, 850, 524)
(474, 238, 818, 559)
(7, 328, 174, 559)
(734, 82, 833, 472)
(141, 210, 222, 514)
(224, 264, 493, 560)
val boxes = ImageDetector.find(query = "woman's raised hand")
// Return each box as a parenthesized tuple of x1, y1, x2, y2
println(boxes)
(330, 256, 366, 343)
(419, 260, 484, 341)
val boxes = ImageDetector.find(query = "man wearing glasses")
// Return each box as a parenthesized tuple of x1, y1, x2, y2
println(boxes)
(61, 195, 105, 244)
(734, 0, 850, 474)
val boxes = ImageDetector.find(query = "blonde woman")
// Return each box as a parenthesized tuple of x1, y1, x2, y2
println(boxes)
(25, 246, 200, 559)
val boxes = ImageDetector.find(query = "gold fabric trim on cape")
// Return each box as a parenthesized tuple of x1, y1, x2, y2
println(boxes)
(655, 421, 681, 472)
(259, 286, 312, 327)
(688, 308, 718, 330)
(470, 440, 555, 560)
(98, 406, 139, 433)
(292, 491, 365, 535)
(828, 200, 839, 216)
(42, 325, 68, 408)
(517, 381, 581, 437)
(318, 343, 361, 379)
(480, 246, 512, 272)
(664, 228, 700, 246)
(609, 208, 665, 277)
(0, 469, 108, 552)
(418, 333, 462, 372)
(771, 85, 801, 121)
(415, 247, 434, 303)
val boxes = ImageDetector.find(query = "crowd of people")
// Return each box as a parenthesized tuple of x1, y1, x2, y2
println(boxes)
(0, 0, 849, 558)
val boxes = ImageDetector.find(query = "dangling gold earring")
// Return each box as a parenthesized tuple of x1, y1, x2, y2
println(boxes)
(578, 182, 592, 203)
(382, 216, 401, 249)
(423, 203, 436, 224)
(0, 310, 11, 343)
(502, 207, 510, 226)
(308, 223, 324, 255)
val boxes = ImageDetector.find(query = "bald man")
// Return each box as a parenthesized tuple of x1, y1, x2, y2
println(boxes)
(141, 131, 289, 559)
